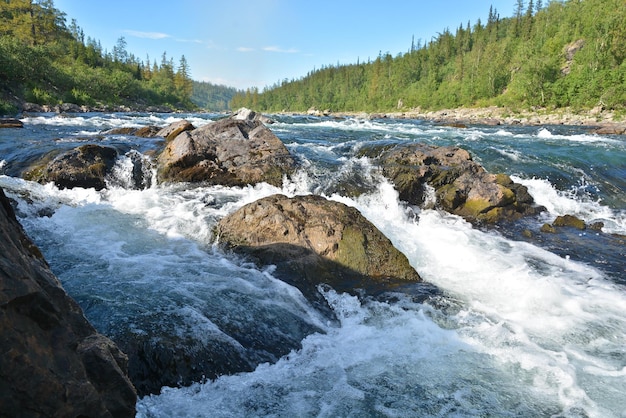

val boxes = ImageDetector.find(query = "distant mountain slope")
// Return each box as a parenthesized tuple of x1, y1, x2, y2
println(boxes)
(191, 81, 241, 111)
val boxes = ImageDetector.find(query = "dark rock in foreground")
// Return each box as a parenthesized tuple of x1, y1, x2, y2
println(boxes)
(217, 194, 422, 310)
(157, 111, 295, 187)
(24, 144, 118, 190)
(361, 143, 543, 224)
(0, 187, 137, 417)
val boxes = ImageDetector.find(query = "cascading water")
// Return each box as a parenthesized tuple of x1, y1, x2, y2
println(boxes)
(1, 112, 625, 417)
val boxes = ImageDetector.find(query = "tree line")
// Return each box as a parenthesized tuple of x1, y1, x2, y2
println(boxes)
(0, 0, 195, 113)
(232, 0, 626, 113)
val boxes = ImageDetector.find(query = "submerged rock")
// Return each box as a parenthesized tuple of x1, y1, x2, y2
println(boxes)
(24, 144, 118, 190)
(0, 187, 137, 417)
(360, 143, 543, 224)
(156, 113, 295, 187)
(216, 194, 422, 310)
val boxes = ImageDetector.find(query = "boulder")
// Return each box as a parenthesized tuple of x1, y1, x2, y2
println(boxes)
(552, 214, 586, 230)
(24, 144, 118, 190)
(0, 118, 23, 128)
(156, 115, 295, 187)
(102, 126, 161, 137)
(360, 143, 542, 224)
(216, 194, 421, 309)
(0, 187, 137, 417)
(155, 119, 195, 140)
(591, 124, 626, 135)
(231, 107, 275, 124)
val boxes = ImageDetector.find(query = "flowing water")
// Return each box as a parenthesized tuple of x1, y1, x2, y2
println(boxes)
(1, 113, 625, 417)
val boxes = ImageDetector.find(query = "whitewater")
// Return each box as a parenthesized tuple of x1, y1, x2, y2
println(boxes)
(1, 112, 625, 417)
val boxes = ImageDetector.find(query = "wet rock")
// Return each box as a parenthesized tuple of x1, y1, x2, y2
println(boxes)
(0, 117, 23, 128)
(24, 144, 118, 190)
(540, 223, 557, 233)
(232, 107, 274, 124)
(155, 119, 195, 140)
(553, 214, 586, 230)
(157, 114, 295, 187)
(216, 194, 421, 310)
(360, 143, 543, 224)
(591, 124, 626, 135)
(0, 187, 137, 417)
(103, 126, 161, 137)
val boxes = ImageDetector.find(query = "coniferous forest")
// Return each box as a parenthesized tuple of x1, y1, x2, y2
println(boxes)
(0, 0, 238, 114)
(232, 0, 626, 114)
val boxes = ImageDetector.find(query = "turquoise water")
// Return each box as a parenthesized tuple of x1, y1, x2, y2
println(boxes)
(1, 113, 625, 417)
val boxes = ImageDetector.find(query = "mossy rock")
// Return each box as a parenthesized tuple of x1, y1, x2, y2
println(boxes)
(553, 214, 586, 230)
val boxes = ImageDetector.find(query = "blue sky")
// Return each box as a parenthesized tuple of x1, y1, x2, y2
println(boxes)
(54, 0, 517, 90)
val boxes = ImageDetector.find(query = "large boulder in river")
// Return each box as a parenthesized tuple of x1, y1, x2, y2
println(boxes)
(156, 113, 295, 187)
(361, 143, 541, 224)
(0, 187, 137, 417)
(216, 194, 421, 309)
(24, 144, 118, 190)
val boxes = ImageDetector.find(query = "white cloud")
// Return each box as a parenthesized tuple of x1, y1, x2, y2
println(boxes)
(237, 47, 255, 52)
(123, 30, 171, 40)
(263, 46, 299, 53)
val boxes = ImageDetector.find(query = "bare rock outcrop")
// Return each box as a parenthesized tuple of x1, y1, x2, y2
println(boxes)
(156, 112, 295, 187)
(216, 194, 421, 308)
(24, 144, 118, 190)
(0, 187, 137, 417)
(360, 143, 542, 224)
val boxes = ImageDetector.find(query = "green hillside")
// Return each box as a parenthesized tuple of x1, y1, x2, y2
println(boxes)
(191, 81, 241, 111)
(0, 0, 195, 114)
(232, 0, 626, 113)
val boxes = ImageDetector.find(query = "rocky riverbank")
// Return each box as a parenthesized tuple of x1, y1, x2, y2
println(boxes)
(305, 106, 626, 134)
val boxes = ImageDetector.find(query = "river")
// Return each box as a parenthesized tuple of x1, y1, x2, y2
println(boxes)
(1, 112, 625, 417)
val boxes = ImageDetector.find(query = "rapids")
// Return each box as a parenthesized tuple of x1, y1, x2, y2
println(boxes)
(1, 112, 625, 417)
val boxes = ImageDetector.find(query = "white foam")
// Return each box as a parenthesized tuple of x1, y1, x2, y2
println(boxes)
(514, 176, 626, 233)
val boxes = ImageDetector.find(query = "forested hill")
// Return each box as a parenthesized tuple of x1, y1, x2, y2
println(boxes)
(1, 0, 198, 114)
(232, 0, 626, 114)
(191, 81, 241, 111)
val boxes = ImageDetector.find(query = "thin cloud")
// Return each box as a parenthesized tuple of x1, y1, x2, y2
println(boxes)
(175, 38, 204, 44)
(237, 47, 255, 52)
(263, 46, 299, 53)
(123, 30, 171, 40)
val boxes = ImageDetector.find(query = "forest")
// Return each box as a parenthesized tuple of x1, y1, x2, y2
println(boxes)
(191, 81, 241, 111)
(231, 0, 626, 114)
(0, 0, 198, 114)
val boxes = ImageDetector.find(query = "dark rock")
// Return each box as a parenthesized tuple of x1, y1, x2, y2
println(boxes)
(589, 221, 604, 231)
(59, 102, 84, 113)
(134, 125, 161, 137)
(216, 194, 421, 310)
(360, 143, 543, 224)
(157, 114, 295, 187)
(553, 214, 586, 230)
(103, 127, 137, 135)
(24, 144, 118, 190)
(102, 126, 161, 137)
(155, 119, 195, 140)
(0, 117, 23, 128)
(0, 187, 137, 417)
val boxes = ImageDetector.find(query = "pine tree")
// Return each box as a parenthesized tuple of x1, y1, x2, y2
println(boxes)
(175, 55, 193, 100)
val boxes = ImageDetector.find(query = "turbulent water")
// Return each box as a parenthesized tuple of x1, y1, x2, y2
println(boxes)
(1, 112, 625, 417)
